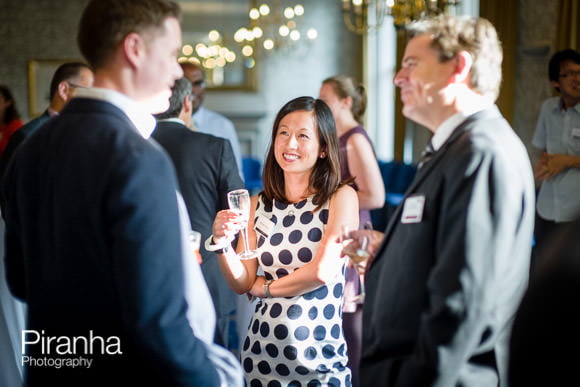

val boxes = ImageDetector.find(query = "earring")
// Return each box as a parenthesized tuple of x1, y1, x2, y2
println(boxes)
(319, 152, 326, 158)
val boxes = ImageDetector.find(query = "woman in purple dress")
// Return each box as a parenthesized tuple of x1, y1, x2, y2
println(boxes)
(319, 75, 385, 387)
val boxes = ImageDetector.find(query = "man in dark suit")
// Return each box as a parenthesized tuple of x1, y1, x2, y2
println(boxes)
(358, 15, 535, 386)
(0, 62, 93, 181)
(152, 77, 244, 350)
(2, 0, 220, 385)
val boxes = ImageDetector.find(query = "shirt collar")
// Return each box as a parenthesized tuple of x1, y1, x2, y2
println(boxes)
(47, 107, 59, 117)
(157, 117, 186, 125)
(73, 87, 157, 139)
(555, 98, 580, 113)
(431, 106, 488, 151)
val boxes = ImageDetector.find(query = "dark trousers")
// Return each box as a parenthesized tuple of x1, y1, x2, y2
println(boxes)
(532, 214, 573, 277)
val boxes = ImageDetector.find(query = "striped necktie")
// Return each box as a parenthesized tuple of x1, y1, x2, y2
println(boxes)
(417, 141, 434, 170)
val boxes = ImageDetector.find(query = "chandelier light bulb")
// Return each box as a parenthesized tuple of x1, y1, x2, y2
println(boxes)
(263, 39, 275, 50)
(253, 27, 263, 38)
(294, 4, 304, 16)
(290, 30, 300, 41)
(208, 30, 220, 42)
(284, 7, 295, 19)
(279, 25, 290, 37)
(259, 4, 270, 15)
(242, 45, 254, 57)
(307, 28, 318, 40)
(249, 8, 260, 19)
(182, 44, 193, 56)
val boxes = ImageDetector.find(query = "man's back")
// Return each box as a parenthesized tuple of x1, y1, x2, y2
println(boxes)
(193, 106, 244, 181)
(152, 120, 243, 347)
(3, 98, 217, 385)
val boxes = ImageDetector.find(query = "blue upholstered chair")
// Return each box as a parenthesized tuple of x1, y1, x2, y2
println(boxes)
(242, 157, 263, 194)
(370, 160, 417, 231)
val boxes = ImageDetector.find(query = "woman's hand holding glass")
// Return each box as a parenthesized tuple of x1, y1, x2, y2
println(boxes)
(212, 189, 258, 260)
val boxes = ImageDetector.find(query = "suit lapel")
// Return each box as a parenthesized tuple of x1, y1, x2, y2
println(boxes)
(369, 108, 499, 269)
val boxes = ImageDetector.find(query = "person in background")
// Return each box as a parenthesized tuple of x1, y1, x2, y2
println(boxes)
(0, 62, 94, 180)
(509, 218, 580, 387)
(2, 0, 221, 385)
(531, 49, 580, 268)
(319, 74, 384, 387)
(0, 85, 23, 158)
(210, 96, 358, 385)
(358, 15, 535, 386)
(180, 61, 244, 181)
(152, 77, 244, 351)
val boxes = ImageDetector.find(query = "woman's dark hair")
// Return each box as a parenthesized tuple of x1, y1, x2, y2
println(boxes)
(261, 96, 341, 210)
(0, 85, 20, 125)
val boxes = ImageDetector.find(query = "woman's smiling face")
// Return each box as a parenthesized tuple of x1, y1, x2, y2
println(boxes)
(274, 109, 322, 177)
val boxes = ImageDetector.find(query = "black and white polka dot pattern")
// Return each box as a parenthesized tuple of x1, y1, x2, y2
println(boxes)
(242, 196, 351, 387)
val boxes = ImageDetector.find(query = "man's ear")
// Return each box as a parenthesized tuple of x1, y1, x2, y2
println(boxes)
(123, 32, 145, 68)
(183, 94, 193, 114)
(57, 81, 71, 101)
(451, 51, 473, 83)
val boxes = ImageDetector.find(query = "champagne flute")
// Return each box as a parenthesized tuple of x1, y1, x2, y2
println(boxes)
(341, 224, 372, 303)
(227, 189, 257, 260)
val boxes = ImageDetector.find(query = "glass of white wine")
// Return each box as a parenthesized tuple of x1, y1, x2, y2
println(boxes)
(341, 225, 371, 303)
(227, 189, 257, 260)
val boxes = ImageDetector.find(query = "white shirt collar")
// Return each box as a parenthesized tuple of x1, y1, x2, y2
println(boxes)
(431, 106, 488, 151)
(157, 117, 186, 125)
(74, 88, 157, 139)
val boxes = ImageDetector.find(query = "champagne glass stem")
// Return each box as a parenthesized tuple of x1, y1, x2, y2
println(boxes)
(359, 272, 365, 300)
(241, 225, 251, 253)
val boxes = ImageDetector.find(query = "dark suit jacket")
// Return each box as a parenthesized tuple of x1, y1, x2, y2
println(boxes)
(151, 121, 243, 334)
(361, 107, 535, 386)
(509, 220, 580, 387)
(0, 110, 51, 182)
(2, 99, 219, 386)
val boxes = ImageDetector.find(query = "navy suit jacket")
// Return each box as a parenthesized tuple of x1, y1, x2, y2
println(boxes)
(362, 107, 535, 386)
(0, 110, 51, 182)
(151, 120, 243, 339)
(2, 98, 219, 386)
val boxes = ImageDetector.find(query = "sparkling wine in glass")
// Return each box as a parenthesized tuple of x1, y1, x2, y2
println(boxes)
(341, 225, 371, 303)
(227, 189, 257, 260)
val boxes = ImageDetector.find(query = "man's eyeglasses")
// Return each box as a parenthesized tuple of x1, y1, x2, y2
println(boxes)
(67, 82, 88, 89)
(559, 70, 580, 79)
(192, 80, 206, 88)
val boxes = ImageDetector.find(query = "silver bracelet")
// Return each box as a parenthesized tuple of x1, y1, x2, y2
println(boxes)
(204, 235, 230, 254)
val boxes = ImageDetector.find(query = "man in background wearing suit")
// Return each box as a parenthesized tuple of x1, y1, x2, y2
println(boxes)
(359, 15, 535, 386)
(0, 62, 93, 180)
(180, 62, 244, 181)
(2, 0, 220, 385)
(152, 77, 244, 351)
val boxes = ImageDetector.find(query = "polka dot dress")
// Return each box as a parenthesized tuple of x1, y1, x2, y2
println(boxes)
(242, 195, 351, 387)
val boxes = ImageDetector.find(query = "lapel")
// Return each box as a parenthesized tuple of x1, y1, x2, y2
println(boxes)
(369, 107, 500, 269)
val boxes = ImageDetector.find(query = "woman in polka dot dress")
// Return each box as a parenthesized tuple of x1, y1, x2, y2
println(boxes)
(211, 96, 359, 386)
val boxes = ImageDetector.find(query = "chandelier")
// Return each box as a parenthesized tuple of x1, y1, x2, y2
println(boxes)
(341, 0, 461, 34)
(234, 1, 318, 56)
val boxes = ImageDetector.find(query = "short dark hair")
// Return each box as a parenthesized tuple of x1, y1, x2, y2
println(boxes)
(154, 77, 192, 120)
(0, 85, 20, 124)
(77, 0, 181, 70)
(49, 62, 91, 100)
(261, 96, 341, 211)
(548, 49, 580, 92)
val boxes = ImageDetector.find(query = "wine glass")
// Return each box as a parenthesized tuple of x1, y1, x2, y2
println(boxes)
(341, 224, 372, 303)
(227, 189, 257, 260)
(188, 230, 202, 264)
